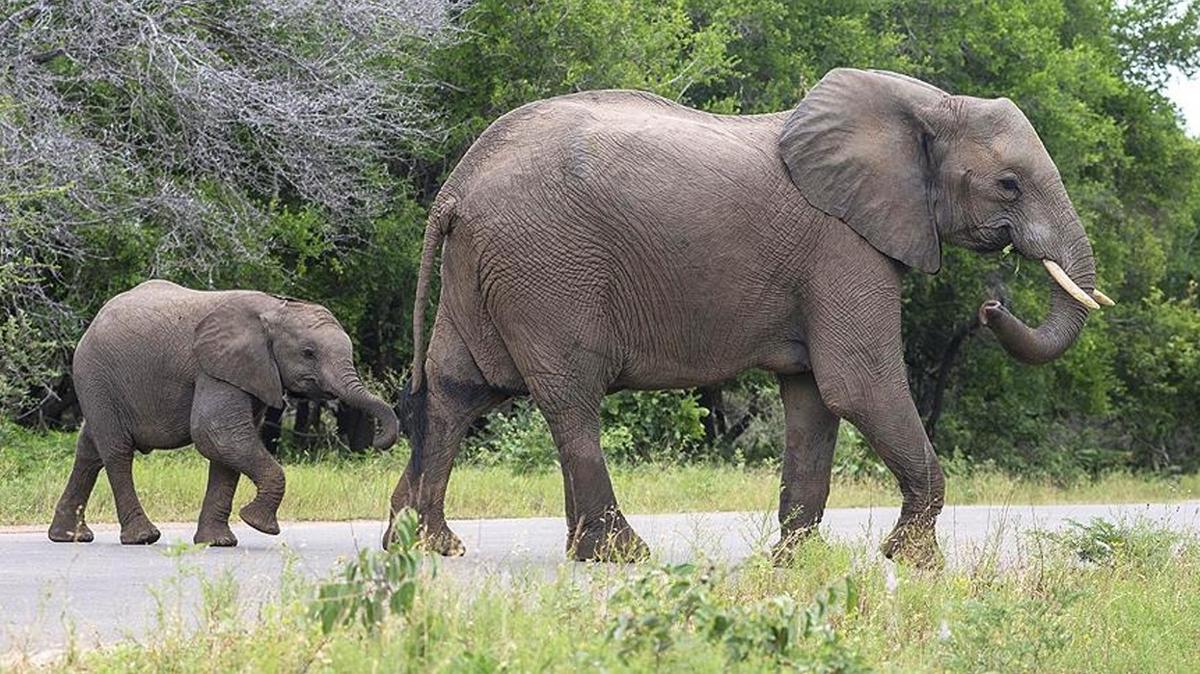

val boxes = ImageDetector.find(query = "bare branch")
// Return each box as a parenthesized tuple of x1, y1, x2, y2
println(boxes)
(0, 0, 466, 419)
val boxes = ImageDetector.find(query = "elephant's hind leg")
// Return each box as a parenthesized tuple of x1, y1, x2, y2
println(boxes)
(386, 317, 507, 554)
(194, 460, 240, 546)
(48, 428, 104, 543)
(528, 380, 648, 563)
(772, 372, 840, 563)
(101, 435, 161, 545)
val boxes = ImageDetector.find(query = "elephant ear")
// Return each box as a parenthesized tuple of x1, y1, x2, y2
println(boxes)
(193, 294, 285, 408)
(779, 68, 951, 273)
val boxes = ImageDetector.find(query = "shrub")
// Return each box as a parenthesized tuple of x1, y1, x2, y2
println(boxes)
(1030, 517, 1192, 568)
(464, 391, 710, 472)
(606, 563, 864, 670)
(600, 390, 709, 463)
(462, 402, 559, 474)
(310, 510, 423, 634)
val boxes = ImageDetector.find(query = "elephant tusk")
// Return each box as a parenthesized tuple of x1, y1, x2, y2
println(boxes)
(1091, 289, 1115, 306)
(1043, 260, 1100, 310)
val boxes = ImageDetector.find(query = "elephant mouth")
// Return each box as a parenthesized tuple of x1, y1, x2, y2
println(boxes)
(287, 378, 335, 401)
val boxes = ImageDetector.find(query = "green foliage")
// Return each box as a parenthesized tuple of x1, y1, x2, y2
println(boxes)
(462, 401, 559, 474)
(600, 390, 710, 462)
(310, 509, 423, 634)
(0, 311, 64, 416)
(941, 589, 1076, 674)
(1031, 517, 1192, 567)
(1112, 287, 1200, 471)
(7, 0, 1200, 480)
(464, 391, 710, 472)
(606, 563, 863, 670)
(435, 0, 738, 138)
(831, 425, 891, 482)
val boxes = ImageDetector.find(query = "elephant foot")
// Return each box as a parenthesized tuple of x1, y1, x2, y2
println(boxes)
(194, 523, 238, 547)
(239, 502, 280, 535)
(48, 514, 94, 543)
(880, 522, 943, 570)
(417, 522, 466, 557)
(120, 521, 161, 545)
(569, 510, 650, 563)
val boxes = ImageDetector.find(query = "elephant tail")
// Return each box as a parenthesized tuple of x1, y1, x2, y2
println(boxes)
(410, 196, 454, 393)
(395, 377, 427, 475)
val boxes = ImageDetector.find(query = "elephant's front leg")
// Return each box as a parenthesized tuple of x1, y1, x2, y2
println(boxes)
(773, 372, 840, 563)
(856, 396, 944, 566)
(192, 374, 285, 537)
(816, 371, 945, 567)
(808, 278, 946, 567)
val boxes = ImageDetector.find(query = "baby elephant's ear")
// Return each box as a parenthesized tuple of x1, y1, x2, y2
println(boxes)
(193, 294, 285, 408)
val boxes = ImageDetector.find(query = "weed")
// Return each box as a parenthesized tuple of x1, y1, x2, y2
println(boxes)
(1031, 517, 1189, 567)
(606, 562, 864, 670)
(309, 509, 424, 634)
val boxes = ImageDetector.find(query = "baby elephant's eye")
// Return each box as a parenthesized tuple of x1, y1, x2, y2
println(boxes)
(998, 176, 1020, 193)
(302, 346, 317, 359)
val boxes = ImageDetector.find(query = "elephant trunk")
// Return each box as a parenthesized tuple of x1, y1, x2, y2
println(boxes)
(330, 361, 400, 449)
(979, 219, 1099, 365)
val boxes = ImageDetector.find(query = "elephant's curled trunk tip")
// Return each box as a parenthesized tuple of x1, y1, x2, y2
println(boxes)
(372, 405, 400, 450)
(333, 368, 400, 450)
(979, 250, 1099, 365)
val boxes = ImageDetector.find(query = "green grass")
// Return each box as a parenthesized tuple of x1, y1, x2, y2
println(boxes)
(2, 425, 1199, 528)
(7, 517, 1199, 672)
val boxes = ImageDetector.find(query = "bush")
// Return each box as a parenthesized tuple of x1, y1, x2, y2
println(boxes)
(464, 391, 710, 472)
(310, 510, 423, 634)
(1030, 517, 1194, 568)
(600, 390, 709, 463)
(461, 402, 559, 474)
(606, 563, 864, 670)
(0, 311, 65, 419)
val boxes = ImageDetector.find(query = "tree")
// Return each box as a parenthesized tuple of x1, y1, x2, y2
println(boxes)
(0, 0, 460, 421)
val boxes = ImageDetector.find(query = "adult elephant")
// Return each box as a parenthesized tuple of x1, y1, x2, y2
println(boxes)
(386, 69, 1111, 566)
(49, 280, 399, 547)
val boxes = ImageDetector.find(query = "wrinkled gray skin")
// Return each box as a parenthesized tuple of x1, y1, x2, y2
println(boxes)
(49, 280, 399, 547)
(386, 69, 1100, 567)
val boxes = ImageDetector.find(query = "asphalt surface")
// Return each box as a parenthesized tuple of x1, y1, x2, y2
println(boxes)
(3, 501, 1199, 655)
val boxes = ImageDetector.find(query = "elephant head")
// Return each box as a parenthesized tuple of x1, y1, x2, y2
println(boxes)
(193, 294, 400, 448)
(779, 68, 1111, 364)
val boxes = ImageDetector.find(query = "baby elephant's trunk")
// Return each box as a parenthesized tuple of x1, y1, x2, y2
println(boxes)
(332, 363, 400, 449)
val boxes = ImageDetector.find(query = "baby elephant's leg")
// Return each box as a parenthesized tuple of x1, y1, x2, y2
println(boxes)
(194, 460, 240, 546)
(192, 374, 286, 538)
(48, 428, 104, 542)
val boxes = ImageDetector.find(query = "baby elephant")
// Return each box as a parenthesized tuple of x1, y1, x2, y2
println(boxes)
(48, 280, 399, 546)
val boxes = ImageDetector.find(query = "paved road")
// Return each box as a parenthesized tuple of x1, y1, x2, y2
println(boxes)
(3, 501, 1199, 654)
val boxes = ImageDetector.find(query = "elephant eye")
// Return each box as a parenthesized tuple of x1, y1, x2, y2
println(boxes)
(998, 176, 1020, 193)
(302, 346, 317, 359)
